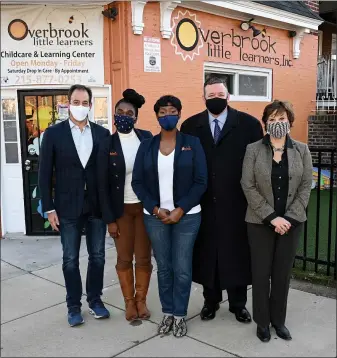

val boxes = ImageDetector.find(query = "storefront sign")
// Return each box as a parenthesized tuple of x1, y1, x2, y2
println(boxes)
(144, 37, 161, 73)
(171, 10, 292, 67)
(0, 5, 104, 86)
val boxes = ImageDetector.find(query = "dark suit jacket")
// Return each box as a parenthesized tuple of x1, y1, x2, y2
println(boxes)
(97, 129, 152, 224)
(131, 131, 208, 215)
(241, 136, 313, 224)
(38, 119, 110, 219)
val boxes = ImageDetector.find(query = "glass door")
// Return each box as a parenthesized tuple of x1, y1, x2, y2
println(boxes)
(19, 90, 69, 235)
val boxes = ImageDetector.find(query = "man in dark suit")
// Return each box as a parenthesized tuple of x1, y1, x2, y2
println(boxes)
(180, 77, 263, 324)
(38, 84, 110, 327)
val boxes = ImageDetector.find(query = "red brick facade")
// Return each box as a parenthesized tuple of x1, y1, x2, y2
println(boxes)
(305, 0, 319, 13)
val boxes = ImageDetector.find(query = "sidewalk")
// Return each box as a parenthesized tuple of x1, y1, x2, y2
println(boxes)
(1, 237, 336, 357)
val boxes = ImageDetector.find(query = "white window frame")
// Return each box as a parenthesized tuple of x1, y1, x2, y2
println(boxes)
(204, 62, 273, 102)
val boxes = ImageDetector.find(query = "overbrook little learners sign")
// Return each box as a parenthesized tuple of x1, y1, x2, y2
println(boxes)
(0, 5, 104, 86)
(171, 10, 293, 67)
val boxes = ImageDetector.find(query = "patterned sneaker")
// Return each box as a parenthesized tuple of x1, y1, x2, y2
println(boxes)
(173, 317, 187, 338)
(89, 300, 110, 319)
(158, 315, 174, 335)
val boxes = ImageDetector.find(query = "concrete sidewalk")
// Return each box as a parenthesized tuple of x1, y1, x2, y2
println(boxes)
(1, 237, 336, 357)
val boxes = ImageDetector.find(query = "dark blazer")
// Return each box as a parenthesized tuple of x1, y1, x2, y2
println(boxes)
(241, 135, 313, 224)
(180, 106, 263, 289)
(131, 131, 208, 215)
(97, 129, 152, 224)
(38, 119, 110, 219)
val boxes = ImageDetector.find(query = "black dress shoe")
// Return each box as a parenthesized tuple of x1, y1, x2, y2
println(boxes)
(272, 324, 292, 341)
(229, 307, 252, 323)
(200, 303, 220, 320)
(257, 325, 271, 342)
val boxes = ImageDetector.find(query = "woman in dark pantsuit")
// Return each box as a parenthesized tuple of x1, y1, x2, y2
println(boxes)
(241, 100, 313, 343)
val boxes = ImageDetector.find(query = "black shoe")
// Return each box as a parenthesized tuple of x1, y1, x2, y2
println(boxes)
(257, 325, 271, 342)
(200, 302, 220, 320)
(229, 307, 252, 323)
(272, 324, 292, 341)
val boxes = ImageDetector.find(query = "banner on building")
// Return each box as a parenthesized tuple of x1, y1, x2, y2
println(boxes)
(1, 5, 104, 86)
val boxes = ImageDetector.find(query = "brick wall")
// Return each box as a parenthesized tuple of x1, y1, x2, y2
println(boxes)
(305, 0, 319, 13)
(308, 114, 337, 167)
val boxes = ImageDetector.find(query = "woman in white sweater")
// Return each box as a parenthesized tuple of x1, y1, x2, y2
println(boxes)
(97, 89, 153, 321)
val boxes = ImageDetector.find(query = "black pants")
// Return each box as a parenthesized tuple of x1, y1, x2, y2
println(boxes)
(203, 260, 247, 310)
(247, 223, 303, 327)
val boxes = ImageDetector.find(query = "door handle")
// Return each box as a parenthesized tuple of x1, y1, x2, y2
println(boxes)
(25, 160, 30, 166)
(25, 165, 31, 171)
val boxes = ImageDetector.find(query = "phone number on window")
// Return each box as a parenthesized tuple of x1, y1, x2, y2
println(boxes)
(15, 74, 82, 85)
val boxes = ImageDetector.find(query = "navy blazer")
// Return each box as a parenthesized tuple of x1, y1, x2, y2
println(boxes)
(97, 129, 152, 224)
(132, 131, 208, 215)
(38, 120, 110, 219)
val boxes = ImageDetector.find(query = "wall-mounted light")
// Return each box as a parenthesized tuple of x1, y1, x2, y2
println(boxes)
(240, 18, 267, 38)
(288, 30, 297, 38)
(102, 7, 118, 20)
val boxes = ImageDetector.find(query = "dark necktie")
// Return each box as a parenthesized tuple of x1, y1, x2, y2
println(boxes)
(213, 119, 221, 144)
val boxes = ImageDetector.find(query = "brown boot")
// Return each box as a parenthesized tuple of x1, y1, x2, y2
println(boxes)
(135, 267, 152, 319)
(116, 268, 138, 321)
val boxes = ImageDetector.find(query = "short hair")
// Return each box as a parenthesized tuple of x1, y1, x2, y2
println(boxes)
(153, 95, 182, 114)
(68, 84, 92, 104)
(262, 100, 295, 130)
(203, 76, 228, 94)
(115, 89, 145, 117)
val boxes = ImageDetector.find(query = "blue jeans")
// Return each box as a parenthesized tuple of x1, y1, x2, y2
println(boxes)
(144, 213, 201, 317)
(59, 214, 107, 309)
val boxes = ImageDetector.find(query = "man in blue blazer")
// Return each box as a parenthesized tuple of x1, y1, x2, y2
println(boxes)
(38, 84, 110, 327)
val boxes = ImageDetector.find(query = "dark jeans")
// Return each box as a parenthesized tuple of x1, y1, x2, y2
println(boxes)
(59, 213, 106, 309)
(247, 223, 303, 327)
(203, 261, 248, 310)
(144, 213, 201, 317)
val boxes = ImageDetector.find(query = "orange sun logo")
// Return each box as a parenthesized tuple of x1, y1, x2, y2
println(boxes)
(171, 10, 204, 61)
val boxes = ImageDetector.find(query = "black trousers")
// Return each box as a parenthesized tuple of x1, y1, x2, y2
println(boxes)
(247, 223, 303, 327)
(203, 259, 247, 310)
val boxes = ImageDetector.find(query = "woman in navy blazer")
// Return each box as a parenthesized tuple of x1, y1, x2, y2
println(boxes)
(132, 95, 207, 337)
(97, 89, 153, 322)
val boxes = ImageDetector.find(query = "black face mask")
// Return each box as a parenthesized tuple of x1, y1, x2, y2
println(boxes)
(206, 97, 228, 115)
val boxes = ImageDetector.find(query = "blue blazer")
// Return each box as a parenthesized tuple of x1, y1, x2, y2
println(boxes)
(97, 129, 153, 224)
(132, 131, 208, 215)
(38, 120, 110, 219)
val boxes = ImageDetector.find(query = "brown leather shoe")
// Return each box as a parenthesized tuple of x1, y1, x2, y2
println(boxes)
(135, 267, 152, 319)
(116, 268, 138, 321)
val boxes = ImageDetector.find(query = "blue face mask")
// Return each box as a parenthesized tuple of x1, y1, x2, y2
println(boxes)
(158, 115, 179, 131)
(114, 114, 135, 134)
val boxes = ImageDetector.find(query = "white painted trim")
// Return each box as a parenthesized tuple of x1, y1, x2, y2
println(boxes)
(131, 0, 147, 35)
(202, 1, 323, 30)
(293, 28, 306, 59)
(160, 1, 181, 39)
(180, 1, 323, 31)
(1, 1, 111, 4)
(204, 61, 272, 102)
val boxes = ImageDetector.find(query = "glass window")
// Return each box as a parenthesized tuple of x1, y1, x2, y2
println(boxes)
(92, 97, 109, 129)
(204, 63, 272, 101)
(4, 121, 17, 141)
(238, 75, 267, 97)
(5, 143, 19, 163)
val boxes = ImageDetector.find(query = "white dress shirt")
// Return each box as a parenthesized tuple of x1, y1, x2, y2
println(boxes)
(118, 130, 141, 203)
(69, 119, 93, 168)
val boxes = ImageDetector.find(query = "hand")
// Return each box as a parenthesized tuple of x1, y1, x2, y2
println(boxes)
(47, 211, 59, 232)
(271, 217, 291, 235)
(162, 208, 184, 225)
(108, 222, 120, 239)
(153, 207, 170, 220)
